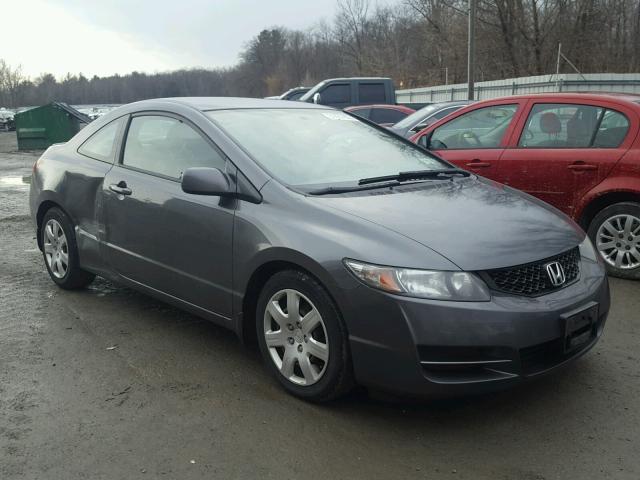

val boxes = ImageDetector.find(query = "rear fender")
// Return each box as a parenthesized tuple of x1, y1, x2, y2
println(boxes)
(576, 176, 640, 225)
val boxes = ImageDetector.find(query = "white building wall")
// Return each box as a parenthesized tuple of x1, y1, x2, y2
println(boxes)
(396, 73, 640, 103)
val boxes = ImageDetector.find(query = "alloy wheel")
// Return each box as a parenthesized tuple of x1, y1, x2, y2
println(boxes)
(263, 289, 329, 386)
(43, 219, 69, 278)
(596, 214, 640, 270)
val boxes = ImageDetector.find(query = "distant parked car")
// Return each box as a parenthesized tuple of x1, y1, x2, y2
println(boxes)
(279, 87, 310, 101)
(299, 77, 396, 108)
(0, 109, 15, 131)
(264, 87, 310, 101)
(389, 100, 473, 138)
(411, 93, 640, 279)
(344, 104, 415, 126)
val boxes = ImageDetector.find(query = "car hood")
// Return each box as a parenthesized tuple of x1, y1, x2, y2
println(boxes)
(310, 177, 584, 271)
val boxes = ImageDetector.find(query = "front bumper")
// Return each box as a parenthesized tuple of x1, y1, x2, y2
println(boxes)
(340, 258, 610, 397)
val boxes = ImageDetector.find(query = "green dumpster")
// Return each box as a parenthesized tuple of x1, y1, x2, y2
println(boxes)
(15, 102, 91, 150)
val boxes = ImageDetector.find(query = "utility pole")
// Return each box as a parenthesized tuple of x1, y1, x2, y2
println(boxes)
(552, 42, 587, 91)
(467, 0, 476, 100)
(555, 43, 562, 90)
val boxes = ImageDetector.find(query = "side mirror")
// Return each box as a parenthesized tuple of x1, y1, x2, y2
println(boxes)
(411, 122, 429, 133)
(181, 167, 232, 196)
(312, 92, 322, 104)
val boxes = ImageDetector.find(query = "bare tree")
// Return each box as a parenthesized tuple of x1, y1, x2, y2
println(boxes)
(0, 59, 25, 107)
(1, 0, 640, 106)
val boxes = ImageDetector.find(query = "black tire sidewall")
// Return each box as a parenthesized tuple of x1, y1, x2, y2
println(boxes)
(255, 270, 351, 401)
(41, 208, 93, 289)
(587, 201, 640, 280)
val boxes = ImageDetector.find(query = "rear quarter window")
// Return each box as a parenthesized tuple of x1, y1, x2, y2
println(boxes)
(593, 109, 630, 148)
(358, 83, 386, 103)
(369, 108, 408, 125)
(77, 116, 126, 163)
(349, 108, 371, 120)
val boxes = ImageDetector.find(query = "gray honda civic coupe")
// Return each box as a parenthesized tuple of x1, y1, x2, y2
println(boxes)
(30, 97, 609, 401)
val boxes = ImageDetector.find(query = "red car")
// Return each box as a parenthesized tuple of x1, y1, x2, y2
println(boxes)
(345, 104, 415, 127)
(410, 93, 640, 279)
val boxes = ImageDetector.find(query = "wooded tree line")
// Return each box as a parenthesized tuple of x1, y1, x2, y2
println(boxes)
(2, 0, 640, 108)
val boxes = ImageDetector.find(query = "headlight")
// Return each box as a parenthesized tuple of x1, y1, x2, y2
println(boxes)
(579, 235, 600, 263)
(344, 259, 491, 301)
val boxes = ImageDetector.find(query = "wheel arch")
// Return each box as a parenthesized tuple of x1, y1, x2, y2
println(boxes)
(237, 250, 345, 347)
(578, 189, 640, 230)
(35, 197, 70, 250)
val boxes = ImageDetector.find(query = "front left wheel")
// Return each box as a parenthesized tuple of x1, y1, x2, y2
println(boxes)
(41, 207, 95, 289)
(256, 270, 354, 402)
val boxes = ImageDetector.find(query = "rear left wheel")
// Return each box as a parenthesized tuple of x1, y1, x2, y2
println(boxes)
(256, 270, 353, 401)
(41, 207, 95, 289)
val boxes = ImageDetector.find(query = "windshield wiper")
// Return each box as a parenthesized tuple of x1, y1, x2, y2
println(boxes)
(308, 181, 401, 196)
(358, 168, 470, 186)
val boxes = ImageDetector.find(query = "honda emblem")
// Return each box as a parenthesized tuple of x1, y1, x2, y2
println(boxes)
(545, 261, 566, 287)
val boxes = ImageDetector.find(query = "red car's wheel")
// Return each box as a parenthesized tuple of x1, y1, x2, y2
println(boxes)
(588, 202, 640, 280)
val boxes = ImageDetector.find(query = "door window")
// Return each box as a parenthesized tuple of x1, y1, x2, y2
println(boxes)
(519, 103, 605, 148)
(358, 83, 386, 103)
(593, 109, 629, 147)
(122, 116, 226, 179)
(78, 116, 126, 162)
(429, 104, 518, 149)
(321, 84, 350, 104)
(412, 106, 463, 133)
(432, 106, 462, 121)
(369, 108, 408, 125)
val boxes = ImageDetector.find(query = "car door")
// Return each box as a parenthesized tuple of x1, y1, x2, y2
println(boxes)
(414, 101, 525, 177)
(102, 113, 234, 317)
(496, 101, 635, 218)
(317, 83, 352, 109)
(357, 81, 388, 105)
(72, 115, 128, 273)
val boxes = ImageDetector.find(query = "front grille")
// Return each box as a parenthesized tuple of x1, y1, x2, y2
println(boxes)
(483, 247, 580, 297)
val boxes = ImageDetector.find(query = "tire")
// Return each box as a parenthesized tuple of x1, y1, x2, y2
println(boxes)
(41, 207, 95, 289)
(256, 270, 354, 402)
(587, 201, 640, 280)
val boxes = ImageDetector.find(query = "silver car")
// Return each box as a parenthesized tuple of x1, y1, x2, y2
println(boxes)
(389, 100, 474, 138)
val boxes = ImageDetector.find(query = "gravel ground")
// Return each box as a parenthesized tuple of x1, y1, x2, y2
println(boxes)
(0, 131, 639, 480)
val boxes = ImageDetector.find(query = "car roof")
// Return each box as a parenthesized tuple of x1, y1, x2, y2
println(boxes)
(433, 100, 475, 106)
(319, 77, 391, 82)
(127, 97, 332, 111)
(471, 92, 640, 107)
(346, 104, 413, 110)
(415, 100, 473, 111)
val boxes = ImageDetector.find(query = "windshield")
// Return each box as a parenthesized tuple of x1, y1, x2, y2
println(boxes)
(298, 83, 325, 102)
(207, 108, 447, 188)
(393, 104, 440, 129)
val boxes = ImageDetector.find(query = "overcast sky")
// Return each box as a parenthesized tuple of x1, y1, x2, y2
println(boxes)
(4, 0, 397, 79)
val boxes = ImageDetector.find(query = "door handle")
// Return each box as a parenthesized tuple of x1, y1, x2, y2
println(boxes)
(466, 159, 491, 168)
(568, 162, 597, 171)
(109, 181, 132, 196)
